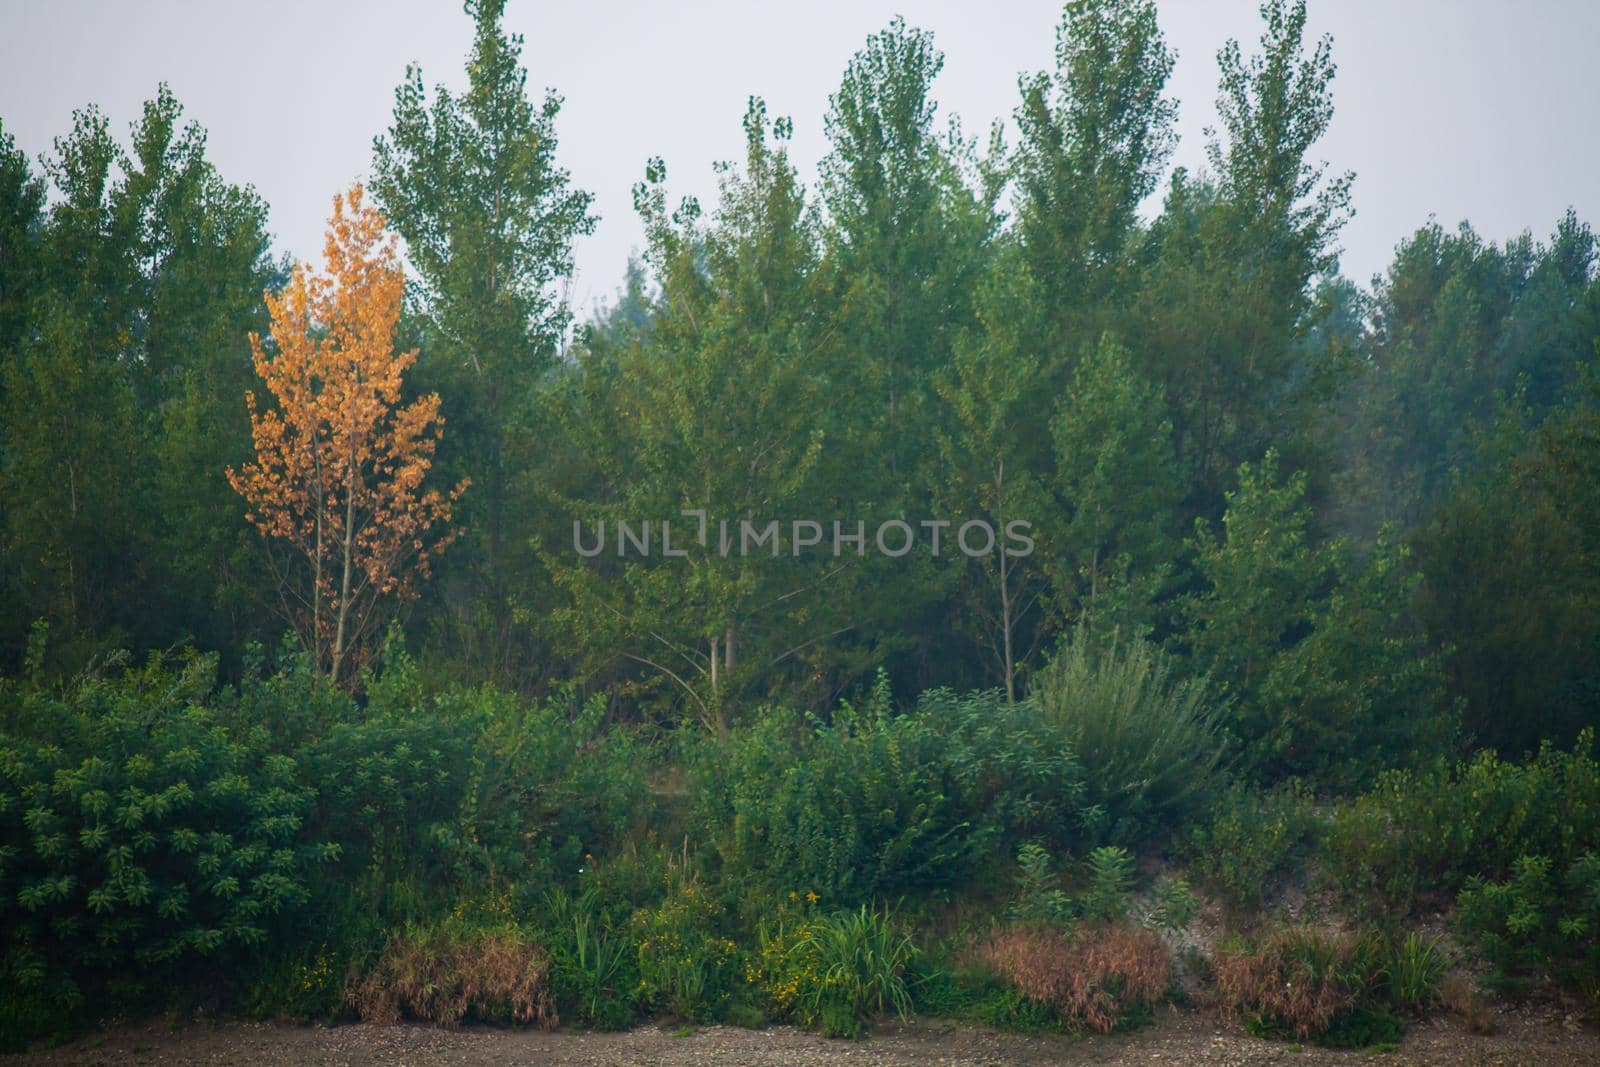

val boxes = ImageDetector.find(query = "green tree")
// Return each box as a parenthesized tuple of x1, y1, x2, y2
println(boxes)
(1012, 0, 1176, 331)
(1129, 0, 1351, 508)
(543, 102, 856, 729)
(0, 90, 276, 671)
(0, 120, 44, 359)
(1338, 215, 1597, 538)
(1187, 451, 1449, 783)
(1185, 450, 1336, 707)
(816, 19, 999, 694)
(930, 245, 1054, 703)
(1415, 391, 1600, 755)
(1050, 333, 1182, 638)
(372, 0, 596, 682)
(820, 17, 994, 488)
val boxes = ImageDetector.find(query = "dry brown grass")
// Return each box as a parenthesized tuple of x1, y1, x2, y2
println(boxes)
(981, 923, 1171, 1033)
(1212, 926, 1355, 1040)
(349, 924, 556, 1029)
(1440, 975, 1496, 1034)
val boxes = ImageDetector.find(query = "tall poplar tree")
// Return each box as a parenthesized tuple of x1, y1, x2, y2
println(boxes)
(372, 0, 595, 681)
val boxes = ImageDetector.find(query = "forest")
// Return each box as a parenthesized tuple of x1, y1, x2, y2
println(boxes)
(1, 0, 1597, 1056)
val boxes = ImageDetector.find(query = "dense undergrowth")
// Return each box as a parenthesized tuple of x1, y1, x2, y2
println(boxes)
(3, 632, 1597, 1052)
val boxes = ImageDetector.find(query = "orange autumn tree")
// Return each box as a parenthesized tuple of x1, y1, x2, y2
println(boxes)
(229, 184, 467, 684)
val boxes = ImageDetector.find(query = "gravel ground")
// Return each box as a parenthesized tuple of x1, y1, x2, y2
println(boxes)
(13, 1007, 1598, 1066)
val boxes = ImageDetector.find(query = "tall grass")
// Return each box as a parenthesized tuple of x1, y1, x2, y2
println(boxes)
(349, 919, 555, 1028)
(980, 923, 1171, 1033)
(794, 906, 918, 1036)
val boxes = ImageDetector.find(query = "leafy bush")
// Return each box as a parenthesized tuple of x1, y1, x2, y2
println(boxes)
(0, 652, 336, 1050)
(690, 681, 1086, 904)
(435, 683, 651, 897)
(1032, 633, 1224, 844)
(1148, 876, 1200, 932)
(630, 875, 744, 1023)
(1457, 852, 1600, 1002)
(1009, 843, 1074, 927)
(1183, 779, 1320, 908)
(0, 634, 658, 1047)
(1325, 731, 1600, 913)
(1081, 846, 1135, 923)
(313, 641, 650, 908)
(980, 923, 1170, 1034)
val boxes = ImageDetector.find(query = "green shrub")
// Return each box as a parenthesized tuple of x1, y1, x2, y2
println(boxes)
(0, 651, 336, 1050)
(1009, 843, 1074, 927)
(435, 683, 651, 898)
(906, 958, 1066, 1032)
(311, 641, 651, 911)
(1081, 846, 1135, 923)
(1318, 1005, 1404, 1049)
(690, 680, 1086, 905)
(1032, 633, 1225, 844)
(0, 634, 656, 1048)
(1149, 875, 1200, 932)
(631, 875, 744, 1023)
(1183, 779, 1319, 908)
(1457, 852, 1600, 1001)
(1325, 731, 1600, 913)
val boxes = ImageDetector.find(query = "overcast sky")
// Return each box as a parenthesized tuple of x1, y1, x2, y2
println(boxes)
(2, 1, 1597, 316)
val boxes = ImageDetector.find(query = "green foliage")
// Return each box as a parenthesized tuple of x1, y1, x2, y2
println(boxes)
(630, 876, 743, 1023)
(784, 906, 918, 1037)
(542, 888, 639, 1031)
(0, 653, 333, 1049)
(1382, 932, 1446, 1011)
(1082, 846, 1135, 924)
(908, 959, 1065, 1033)
(1341, 213, 1598, 539)
(690, 683, 1086, 905)
(1050, 335, 1183, 639)
(1457, 853, 1600, 1000)
(1317, 1005, 1404, 1050)
(1013, 0, 1176, 318)
(0, 637, 656, 1045)
(371, 0, 595, 682)
(1324, 731, 1600, 912)
(0, 89, 277, 676)
(1149, 875, 1200, 932)
(1010, 844, 1075, 927)
(1032, 631, 1223, 843)
(1183, 779, 1319, 908)
(1414, 391, 1600, 755)
(3, 0, 1600, 1048)
(1187, 452, 1451, 786)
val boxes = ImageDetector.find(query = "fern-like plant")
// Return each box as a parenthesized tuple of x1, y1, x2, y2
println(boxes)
(1083, 846, 1135, 923)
